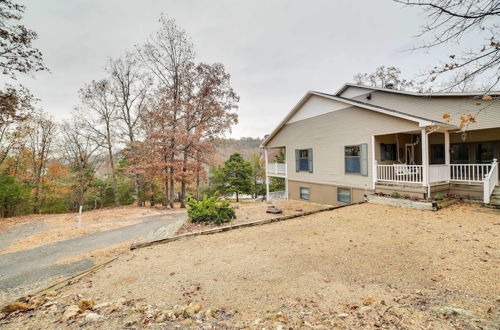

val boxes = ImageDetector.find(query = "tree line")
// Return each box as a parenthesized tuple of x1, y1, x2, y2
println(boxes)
(0, 7, 244, 217)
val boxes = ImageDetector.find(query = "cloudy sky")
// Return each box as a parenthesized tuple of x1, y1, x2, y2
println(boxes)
(14, 0, 459, 138)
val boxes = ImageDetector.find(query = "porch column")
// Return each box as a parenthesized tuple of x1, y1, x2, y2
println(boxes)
(444, 131, 450, 182)
(444, 131, 450, 165)
(371, 135, 377, 190)
(421, 128, 429, 188)
(264, 148, 270, 201)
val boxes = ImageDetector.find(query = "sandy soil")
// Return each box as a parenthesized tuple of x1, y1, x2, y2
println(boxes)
(0, 207, 169, 254)
(177, 200, 331, 235)
(1, 202, 499, 329)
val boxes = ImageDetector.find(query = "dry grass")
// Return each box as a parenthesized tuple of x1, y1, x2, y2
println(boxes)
(3, 202, 499, 328)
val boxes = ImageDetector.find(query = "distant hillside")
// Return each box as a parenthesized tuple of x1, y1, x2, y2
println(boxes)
(211, 137, 264, 165)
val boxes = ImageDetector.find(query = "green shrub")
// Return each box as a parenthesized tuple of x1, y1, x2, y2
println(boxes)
(390, 191, 401, 198)
(434, 193, 445, 201)
(403, 194, 410, 199)
(187, 194, 235, 225)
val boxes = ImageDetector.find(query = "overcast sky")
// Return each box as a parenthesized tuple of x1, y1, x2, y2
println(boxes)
(12, 0, 461, 138)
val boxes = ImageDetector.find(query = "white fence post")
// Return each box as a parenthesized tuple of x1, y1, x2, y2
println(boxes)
(77, 205, 82, 228)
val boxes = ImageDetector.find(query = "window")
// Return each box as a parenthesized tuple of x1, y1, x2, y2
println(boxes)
(380, 143, 397, 161)
(345, 145, 361, 173)
(451, 143, 469, 164)
(430, 144, 445, 164)
(299, 187, 310, 200)
(475, 142, 495, 164)
(337, 188, 351, 203)
(295, 149, 313, 172)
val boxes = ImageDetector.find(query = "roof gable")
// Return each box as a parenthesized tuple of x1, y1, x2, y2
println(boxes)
(261, 91, 456, 147)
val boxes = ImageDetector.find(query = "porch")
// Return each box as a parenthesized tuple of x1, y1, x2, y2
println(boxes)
(372, 128, 499, 203)
(264, 147, 288, 201)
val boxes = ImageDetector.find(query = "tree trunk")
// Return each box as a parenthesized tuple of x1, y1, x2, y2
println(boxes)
(107, 137, 120, 207)
(180, 151, 188, 208)
(236, 191, 239, 202)
(163, 176, 169, 206)
(196, 172, 200, 201)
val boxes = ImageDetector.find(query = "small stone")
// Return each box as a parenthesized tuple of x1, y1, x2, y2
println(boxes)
(337, 313, 349, 318)
(188, 302, 201, 313)
(94, 302, 110, 310)
(359, 306, 373, 313)
(203, 308, 214, 320)
(43, 301, 56, 308)
(124, 320, 137, 327)
(273, 322, 285, 330)
(85, 312, 102, 322)
(180, 318, 193, 325)
(266, 205, 283, 214)
(116, 297, 127, 305)
(61, 305, 80, 322)
(253, 318, 262, 325)
(183, 307, 195, 318)
(432, 306, 473, 318)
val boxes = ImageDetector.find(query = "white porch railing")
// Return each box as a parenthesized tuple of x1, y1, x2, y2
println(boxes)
(376, 164, 423, 183)
(450, 164, 491, 183)
(375, 160, 499, 204)
(267, 163, 286, 177)
(429, 165, 450, 183)
(483, 159, 498, 204)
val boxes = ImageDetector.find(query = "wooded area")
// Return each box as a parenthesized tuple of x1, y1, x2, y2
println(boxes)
(0, 4, 266, 218)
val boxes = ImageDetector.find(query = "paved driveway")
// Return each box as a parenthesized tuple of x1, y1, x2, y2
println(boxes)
(0, 212, 187, 297)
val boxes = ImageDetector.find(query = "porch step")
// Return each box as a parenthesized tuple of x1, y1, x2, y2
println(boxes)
(486, 185, 500, 208)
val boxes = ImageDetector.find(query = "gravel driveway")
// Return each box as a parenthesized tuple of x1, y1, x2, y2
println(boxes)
(0, 212, 187, 302)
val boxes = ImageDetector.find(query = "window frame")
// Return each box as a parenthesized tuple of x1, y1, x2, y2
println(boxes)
(296, 148, 312, 172)
(337, 187, 351, 203)
(299, 187, 310, 200)
(344, 145, 361, 174)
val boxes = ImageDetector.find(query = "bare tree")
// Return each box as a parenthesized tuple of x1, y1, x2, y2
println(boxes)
(107, 52, 151, 206)
(353, 66, 427, 91)
(60, 118, 102, 210)
(25, 110, 55, 213)
(136, 15, 195, 207)
(77, 79, 121, 207)
(395, 0, 500, 92)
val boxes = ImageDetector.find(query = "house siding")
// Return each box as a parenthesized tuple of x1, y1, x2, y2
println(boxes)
(288, 180, 365, 204)
(348, 89, 500, 131)
(266, 96, 420, 192)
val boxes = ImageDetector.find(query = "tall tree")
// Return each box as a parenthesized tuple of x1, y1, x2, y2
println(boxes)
(25, 110, 55, 213)
(213, 153, 253, 202)
(395, 0, 500, 92)
(176, 62, 239, 207)
(137, 15, 195, 207)
(60, 118, 102, 210)
(77, 79, 120, 207)
(107, 52, 151, 206)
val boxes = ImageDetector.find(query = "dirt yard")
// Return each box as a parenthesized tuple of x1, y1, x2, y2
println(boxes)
(1, 202, 499, 329)
(0, 207, 169, 254)
(176, 200, 331, 235)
